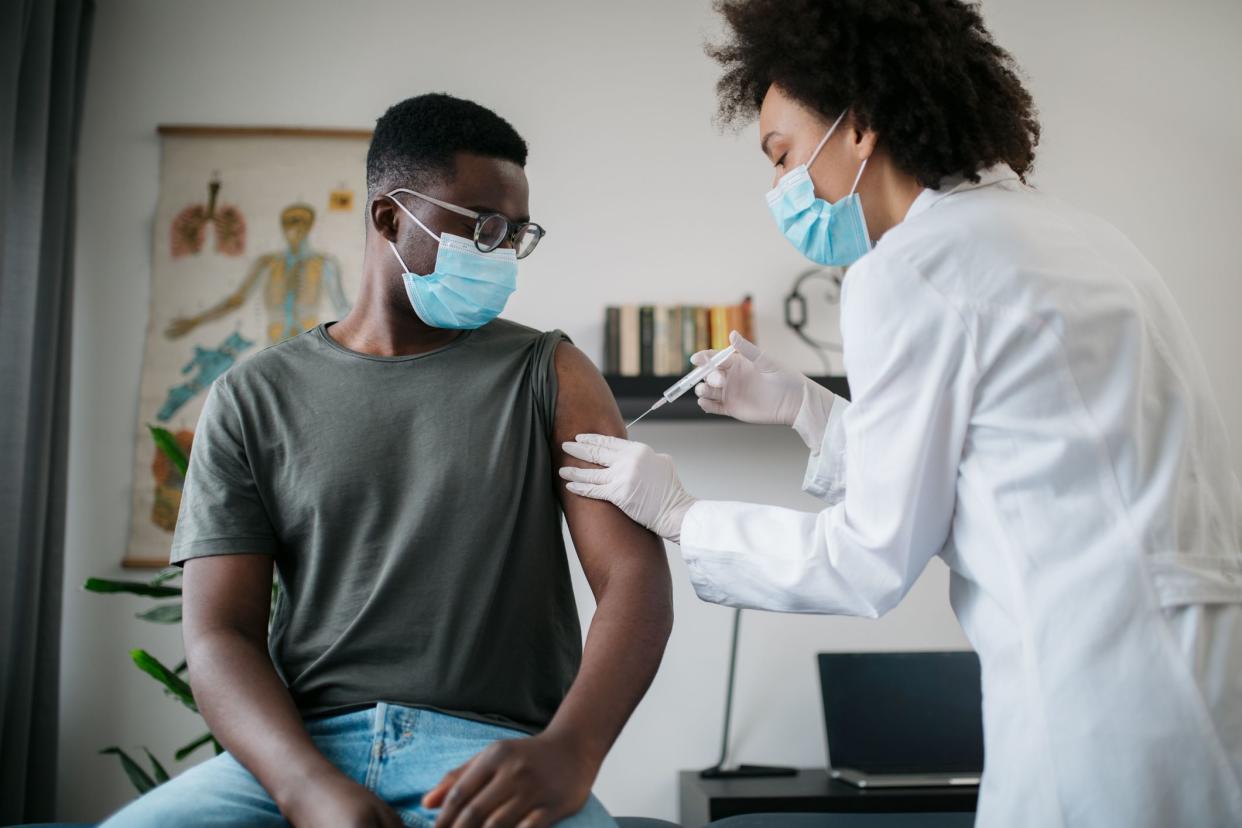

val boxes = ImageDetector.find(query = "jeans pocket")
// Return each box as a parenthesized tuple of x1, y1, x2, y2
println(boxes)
(399, 809, 437, 828)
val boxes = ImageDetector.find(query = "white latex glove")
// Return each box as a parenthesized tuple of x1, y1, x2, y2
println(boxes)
(558, 434, 697, 543)
(693, 331, 812, 426)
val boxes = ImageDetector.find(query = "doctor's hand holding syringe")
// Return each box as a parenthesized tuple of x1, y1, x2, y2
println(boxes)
(626, 330, 830, 429)
(562, 330, 840, 541)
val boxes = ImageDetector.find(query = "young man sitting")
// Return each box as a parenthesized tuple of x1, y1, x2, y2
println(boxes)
(100, 93, 672, 828)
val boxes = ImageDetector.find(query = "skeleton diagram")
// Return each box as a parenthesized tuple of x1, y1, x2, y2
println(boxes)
(165, 203, 350, 345)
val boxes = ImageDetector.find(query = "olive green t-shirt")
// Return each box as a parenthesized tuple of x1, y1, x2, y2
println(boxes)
(170, 319, 581, 733)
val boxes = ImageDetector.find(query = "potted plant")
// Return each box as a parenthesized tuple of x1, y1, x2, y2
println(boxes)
(84, 425, 219, 793)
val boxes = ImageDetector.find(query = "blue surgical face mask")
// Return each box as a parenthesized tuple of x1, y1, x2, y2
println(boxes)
(386, 194, 518, 330)
(766, 110, 872, 267)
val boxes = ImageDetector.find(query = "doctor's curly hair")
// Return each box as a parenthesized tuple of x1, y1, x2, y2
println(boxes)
(708, 0, 1040, 186)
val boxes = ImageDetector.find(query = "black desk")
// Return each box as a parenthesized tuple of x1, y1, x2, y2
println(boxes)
(679, 769, 977, 828)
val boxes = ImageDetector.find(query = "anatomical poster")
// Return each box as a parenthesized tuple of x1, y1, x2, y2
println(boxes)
(125, 126, 370, 566)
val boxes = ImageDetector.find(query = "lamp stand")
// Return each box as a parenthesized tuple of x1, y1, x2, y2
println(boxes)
(699, 608, 798, 779)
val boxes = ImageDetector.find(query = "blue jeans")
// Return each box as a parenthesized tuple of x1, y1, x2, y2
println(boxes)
(98, 703, 616, 828)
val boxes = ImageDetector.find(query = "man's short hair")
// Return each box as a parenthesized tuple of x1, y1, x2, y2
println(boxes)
(366, 93, 528, 196)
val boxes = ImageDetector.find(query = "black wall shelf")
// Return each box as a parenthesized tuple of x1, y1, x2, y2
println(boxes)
(605, 375, 851, 422)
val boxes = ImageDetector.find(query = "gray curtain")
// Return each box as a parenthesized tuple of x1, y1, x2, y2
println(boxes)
(0, 0, 94, 821)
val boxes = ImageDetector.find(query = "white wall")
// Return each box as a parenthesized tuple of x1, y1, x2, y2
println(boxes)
(61, 0, 1242, 821)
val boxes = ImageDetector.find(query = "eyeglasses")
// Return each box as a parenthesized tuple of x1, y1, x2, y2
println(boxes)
(386, 188, 546, 259)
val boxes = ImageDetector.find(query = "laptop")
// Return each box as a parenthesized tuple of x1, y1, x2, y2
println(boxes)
(817, 651, 984, 788)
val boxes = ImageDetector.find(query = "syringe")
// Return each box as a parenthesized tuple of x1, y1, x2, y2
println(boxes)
(626, 344, 737, 428)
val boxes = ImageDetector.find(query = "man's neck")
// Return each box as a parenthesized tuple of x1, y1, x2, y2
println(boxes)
(328, 272, 463, 357)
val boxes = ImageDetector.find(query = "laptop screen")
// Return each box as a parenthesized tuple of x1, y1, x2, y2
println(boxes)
(817, 651, 984, 774)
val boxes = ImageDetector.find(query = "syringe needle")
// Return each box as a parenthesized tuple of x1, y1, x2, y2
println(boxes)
(626, 406, 655, 429)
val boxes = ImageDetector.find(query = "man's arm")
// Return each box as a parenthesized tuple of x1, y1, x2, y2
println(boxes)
(545, 341, 675, 765)
(425, 341, 673, 828)
(182, 554, 402, 828)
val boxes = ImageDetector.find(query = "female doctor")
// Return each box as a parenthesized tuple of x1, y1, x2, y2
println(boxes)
(559, 1, 1242, 825)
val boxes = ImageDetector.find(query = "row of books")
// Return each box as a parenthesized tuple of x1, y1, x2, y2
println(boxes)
(602, 297, 754, 377)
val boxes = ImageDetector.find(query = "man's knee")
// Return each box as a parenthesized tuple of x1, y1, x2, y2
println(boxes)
(552, 795, 617, 828)
(97, 752, 286, 827)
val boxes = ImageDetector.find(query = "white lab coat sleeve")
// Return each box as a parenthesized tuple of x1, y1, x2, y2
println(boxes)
(679, 259, 976, 617)
(796, 388, 850, 503)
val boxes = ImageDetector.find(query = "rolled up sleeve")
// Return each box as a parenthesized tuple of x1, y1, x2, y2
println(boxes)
(798, 390, 850, 503)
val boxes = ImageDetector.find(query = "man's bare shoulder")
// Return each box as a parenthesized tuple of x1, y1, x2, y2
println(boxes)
(552, 341, 625, 441)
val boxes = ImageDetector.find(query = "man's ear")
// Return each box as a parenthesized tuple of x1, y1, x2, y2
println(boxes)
(370, 194, 400, 243)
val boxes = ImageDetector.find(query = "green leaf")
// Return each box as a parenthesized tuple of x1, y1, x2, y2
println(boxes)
(143, 747, 171, 783)
(173, 659, 188, 675)
(149, 567, 182, 586)
(174, 730, 215, 762)
(100, 746, 156, 794)
(84, 577, 182, 598)
(212, 736, 224, 755)
(136, 603, 182, 624)
(148, 424, 189, 475)
(131, 649, 198, 713)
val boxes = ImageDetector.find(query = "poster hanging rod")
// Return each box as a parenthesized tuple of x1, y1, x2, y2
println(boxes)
(157, 125, 372, 139)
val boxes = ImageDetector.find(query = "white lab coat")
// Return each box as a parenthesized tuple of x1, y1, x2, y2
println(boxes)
(679, 166, 1242, 826)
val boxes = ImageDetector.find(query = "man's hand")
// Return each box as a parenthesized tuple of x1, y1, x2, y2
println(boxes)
(281, 770, 404, 828)
(423, 733, 594, 828)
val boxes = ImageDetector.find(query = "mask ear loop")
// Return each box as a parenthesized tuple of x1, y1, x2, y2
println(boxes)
(387, 240, 411, 273)
(849, 158, 869, 195)
(386, 193, 442, 243)
(806, 109, 849, 170)
(385, 192, 442, 274)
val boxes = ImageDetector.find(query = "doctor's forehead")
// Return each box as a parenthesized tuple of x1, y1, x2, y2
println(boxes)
(759, 85, 829, 155)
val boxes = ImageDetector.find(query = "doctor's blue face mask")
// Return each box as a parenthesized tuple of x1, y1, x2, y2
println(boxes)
(766, 110, 872, 267)
(385, 191, 518, 330)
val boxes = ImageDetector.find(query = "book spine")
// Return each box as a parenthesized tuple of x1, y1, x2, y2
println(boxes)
(619, 305, 640, 376)
(709, 305, 730, 351)
(726, 304, 742, 347)
(653, 306, 669, 376)
(639, 306, 655, 376)
(655, 307, 665, 374)
(668, 306, 684, 375)
(604, 306, 620, 374)
(681, 305, 698, 367)
(695, 307, 710, 353)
